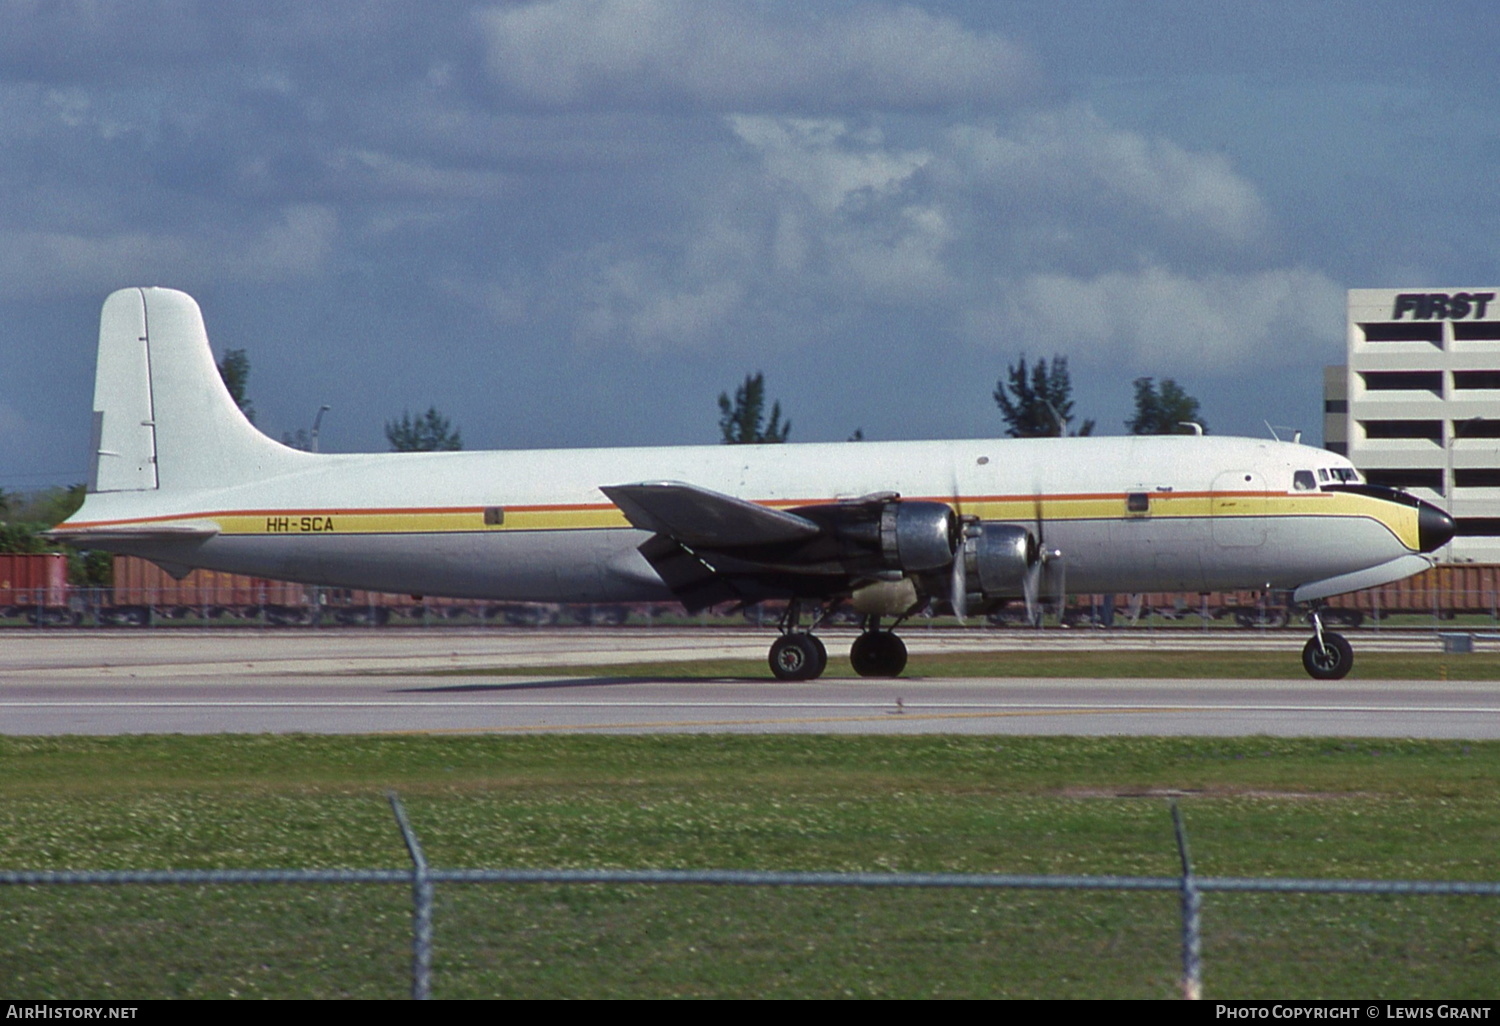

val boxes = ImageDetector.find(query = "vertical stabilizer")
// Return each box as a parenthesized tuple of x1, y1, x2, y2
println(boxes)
(90, 289, 158, 492)
(89, 287, 306, 494)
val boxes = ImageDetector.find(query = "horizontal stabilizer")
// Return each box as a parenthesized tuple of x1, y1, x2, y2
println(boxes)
(44, 522, 221, 546)
(1293, 553, 1433, 604)
(601, 481, 820, 548)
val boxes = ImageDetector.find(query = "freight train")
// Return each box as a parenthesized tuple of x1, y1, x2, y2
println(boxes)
(4, 553, 1499, 629)
(0, 553, 638, 626)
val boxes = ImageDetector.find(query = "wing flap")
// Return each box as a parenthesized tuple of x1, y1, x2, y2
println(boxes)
(601, 482, 820, 548)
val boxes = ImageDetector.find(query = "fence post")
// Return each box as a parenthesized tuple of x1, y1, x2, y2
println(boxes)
(389, 793, 433, 1000)
(1171, 801, 1202, 1000)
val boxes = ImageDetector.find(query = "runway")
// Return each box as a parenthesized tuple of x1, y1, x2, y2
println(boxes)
(2, 627, 1497, 738)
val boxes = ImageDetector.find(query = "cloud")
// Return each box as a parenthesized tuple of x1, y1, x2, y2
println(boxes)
(476, 0, 1037, 111)
(574, 253, 747, 352)
(727, 115, 953, 299)
(945, 106, 1267, 247)
(473, 102, 1287, 357)
(0, 204, 336, 300)
(977, 265, 1344, 371)
(0, 0, 221, 83)
(0, 401, 25, 457)
(326, 149, 516, 202)
(729, 116, 930, 215)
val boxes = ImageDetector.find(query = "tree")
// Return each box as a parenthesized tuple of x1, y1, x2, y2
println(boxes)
(385, 407, 463, 451)
(1126, 377, 1207, 435)
(718, 372, 790, 444)
(993, 355, 1094, 438)
(216, 349, 255, 423)
(0, 484, 87, 554)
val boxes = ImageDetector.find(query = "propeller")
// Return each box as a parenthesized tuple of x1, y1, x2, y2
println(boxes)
(1029, 490, 1064, 627)
(950, 541, 968, 623)
(1048, 549, 1067, 625)
(948, 463, 972, 623)
(947, 463, 1062, 628)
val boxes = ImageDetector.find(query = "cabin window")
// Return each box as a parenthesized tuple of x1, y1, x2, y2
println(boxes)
(1125, 492, 1150, 513)
(483, 506, 505, 526)
(1292, 470, 1316, 491)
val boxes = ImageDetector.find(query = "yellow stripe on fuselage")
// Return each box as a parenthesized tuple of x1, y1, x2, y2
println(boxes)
(215, 506, 628, 536)
(63, 489, 1423, 551)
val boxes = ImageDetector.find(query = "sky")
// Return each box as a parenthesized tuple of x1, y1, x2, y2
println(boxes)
(3, 0, 1498, 490)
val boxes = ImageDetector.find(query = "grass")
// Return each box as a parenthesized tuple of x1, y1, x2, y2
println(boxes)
(1, 735, 1498, 998)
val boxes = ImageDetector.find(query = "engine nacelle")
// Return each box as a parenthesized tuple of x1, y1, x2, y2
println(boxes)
(879, 501, 958, 572)
(962, 522, 1037, 603)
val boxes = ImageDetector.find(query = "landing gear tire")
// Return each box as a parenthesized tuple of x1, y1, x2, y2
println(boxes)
(850, 630, 908, 678)
(1302, 632, 1353, 680)
(769, 633, 827, 681)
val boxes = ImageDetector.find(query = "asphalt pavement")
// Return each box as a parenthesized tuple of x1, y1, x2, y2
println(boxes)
(1, 626, 1496, 737)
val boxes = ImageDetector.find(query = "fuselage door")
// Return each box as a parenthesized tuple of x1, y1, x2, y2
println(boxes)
(1211, 470, 1268, 547)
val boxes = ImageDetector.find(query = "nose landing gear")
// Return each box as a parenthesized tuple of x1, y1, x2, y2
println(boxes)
(1301, 610, 1353, 680)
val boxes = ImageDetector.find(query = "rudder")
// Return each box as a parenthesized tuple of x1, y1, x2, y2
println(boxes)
(89, 288, 305, 494)
(89, 289, 158, 492)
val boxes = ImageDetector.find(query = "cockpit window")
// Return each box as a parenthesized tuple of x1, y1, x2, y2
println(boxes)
(1292, 470, 1316, 491)
(1319, 466, 1361, 486)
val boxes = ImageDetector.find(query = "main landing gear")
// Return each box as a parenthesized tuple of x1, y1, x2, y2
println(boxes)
(849, 621, 907, 678)
(769, 632, 828, 681)
(767, 604, 909, 681)
(1301, 609, 1353, 680)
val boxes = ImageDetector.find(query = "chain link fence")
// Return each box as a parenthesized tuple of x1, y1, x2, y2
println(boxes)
(4, 797, 1498, 1000)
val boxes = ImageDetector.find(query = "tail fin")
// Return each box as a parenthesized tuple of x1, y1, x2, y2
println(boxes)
(89, 288, 305, 494)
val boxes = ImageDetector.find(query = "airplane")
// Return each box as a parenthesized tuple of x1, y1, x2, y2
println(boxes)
(51, 287, 1456, 681)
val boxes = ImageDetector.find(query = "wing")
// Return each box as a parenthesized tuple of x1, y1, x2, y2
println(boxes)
(603, 481, 962, 612)
(600, 482, 820, 547)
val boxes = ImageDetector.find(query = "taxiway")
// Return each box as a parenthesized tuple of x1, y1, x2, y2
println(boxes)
(1, 627, 1495, 738)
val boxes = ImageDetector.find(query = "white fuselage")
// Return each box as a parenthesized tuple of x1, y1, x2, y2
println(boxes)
(67, 433, 1422, 603)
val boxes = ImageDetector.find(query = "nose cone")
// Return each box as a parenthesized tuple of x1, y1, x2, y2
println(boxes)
(1418, 501, 1457, 553)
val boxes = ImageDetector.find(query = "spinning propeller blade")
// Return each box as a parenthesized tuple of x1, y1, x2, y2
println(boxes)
(950, 547, 967, 623)
(948, 466, 970, 623)
(1029, 489, 1064, 627)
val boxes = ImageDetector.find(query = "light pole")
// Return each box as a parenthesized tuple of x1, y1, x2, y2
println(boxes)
(311, 404, 331, 453)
